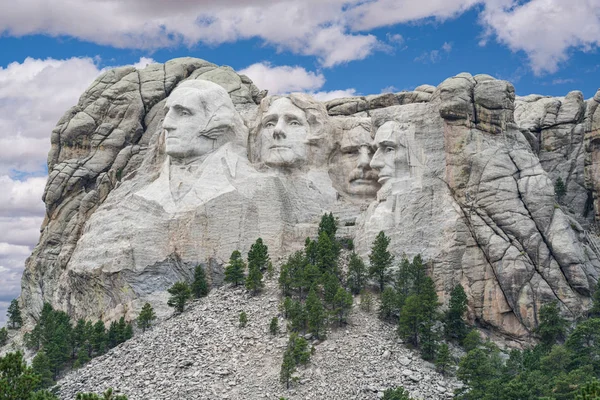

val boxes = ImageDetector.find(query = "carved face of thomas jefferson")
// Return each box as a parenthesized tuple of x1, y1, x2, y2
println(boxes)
(258, 97, 310, 168)
(163, 80, 239, 162)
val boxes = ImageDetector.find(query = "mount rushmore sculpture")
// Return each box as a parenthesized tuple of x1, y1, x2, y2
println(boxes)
(20, 58, 600, 340)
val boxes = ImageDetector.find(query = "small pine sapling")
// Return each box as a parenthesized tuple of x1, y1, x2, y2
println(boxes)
(239, 311, 248, 328)
(270, 317, 280, 335)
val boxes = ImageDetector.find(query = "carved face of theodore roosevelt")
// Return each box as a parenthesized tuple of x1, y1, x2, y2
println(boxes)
(163, 80, 238, 161)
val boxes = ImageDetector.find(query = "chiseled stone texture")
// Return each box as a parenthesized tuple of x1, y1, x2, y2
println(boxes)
(19, 59, 600, 341)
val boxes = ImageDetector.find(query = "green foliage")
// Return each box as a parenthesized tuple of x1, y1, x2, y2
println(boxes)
(576, 379, 600, 400)
(248, 238, 270, 272)
(317, 212, 337, 239)
(316, 231, 339, 274)
(445, 284, 468, 341)
(398, 276, 439, 356)
(566, 318, 600, 373)
(92, 320, 107, 355)
(76, 388, 128, 400)
(368, 231, 394, 292)
(304, 237, 318, 266)
(245, 262, 264, 295)
(536, 301, 568, 347)
(347, 252, 367, 295)
(306, 286, 326, 339)
(191, 265, 210, 298)
(7, 299, 22, 329)
(0, 327, 7, 347)
(280, 346, 296, 389)
(280, 333, 312, 389)
(379, 287, 398, 321)
(555, 176, 567, 201)
(167, 281, 192, 313)
(360, 290, 373, 312)
(279, 251, 307, 297)
(332, 288, 353, 326)
(455, 346, 503, 399)
(288, 299, 307, 333)
(436, 343, 452, 375)
(239, 311, 248, 328)
(29, 391, 59, 400)
(270, 317, 279, 335)
(382, 386, 414, 400)
(31, 350, 54, 389)
(0, 351, 41, 400)
(224, 250, 246, 286)
(266, 261, 275, 280)
(137, 302, 156, 333)
(322, 271, 340, 306)
(461, 330, 481, 352)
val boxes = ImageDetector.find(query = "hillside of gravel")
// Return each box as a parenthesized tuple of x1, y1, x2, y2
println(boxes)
(56, 274, 461, 400)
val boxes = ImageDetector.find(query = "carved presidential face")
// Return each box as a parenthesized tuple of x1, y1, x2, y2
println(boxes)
(258, 98, 310, 168)
(370, 121, 410, 185)
(163, 82, 237, 161)
(333, 124, 379, 197)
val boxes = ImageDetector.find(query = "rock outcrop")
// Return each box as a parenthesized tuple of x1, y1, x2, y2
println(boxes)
(19, 58, 600, 340)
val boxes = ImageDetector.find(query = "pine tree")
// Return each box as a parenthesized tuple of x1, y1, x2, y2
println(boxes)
(116, 317, 128, 344)
(289, 299, 307, 333)
(224, 250, 246, 286)
(124, 322, 133, 341)
(6, 299, 22, 329)
(74, 346, 91, 369)
(347, 252, 368, 295)
(589, 279, 600, 318)
(398, 294, 420, 347)
(318, 212, 337, 239)
(0, 327, 7, 346)
(30, 391, 59, 400)
(322, 271, 340, 307)
(270, 317, 279, 335)
(32, 350, 54, 388)
(91, 320, 107, 355)
(137, 302, 156, 333)
(436, 343, 452, 375)
(536, 301, 567, 347)
(76, 388, 128, 400)
(302, 263, 321, 298)
(379, 287, 398, 321)
(445, 284, 469, 341)
(306, 286, 326, 339)
(382, 386, 414, 400)
(266, 261, 275, 280)
(316, 231, 339, 274)
(239, 311, 248, 328)
(394, 254, 412, 307)
(191, 265, 210, 298)
(280, 348, 296, 389)
(245, 263, 264, 295)
(71, 319, 87, 359)
(369, 231, 394, 292)
(555, 176, 567, 201)
(248, 238, 270, 272)
(360, 290, 373, 312)
(462, 330, 481, 352)
(279, 251, 307, 297)
(305, 237, 318, 266)
(167, 281, 192, 313)
(0, 351, 41, 400)
(332, 287, 353, 326)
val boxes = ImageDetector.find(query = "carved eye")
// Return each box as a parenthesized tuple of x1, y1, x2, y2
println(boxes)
(385, 146, 395, 153)
(264, 121, 276, 128)
(289, 120, 301, 126)
(180, 109, 191, 116)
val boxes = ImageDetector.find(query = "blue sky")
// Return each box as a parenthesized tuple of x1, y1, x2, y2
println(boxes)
(0, 0, 599, 325)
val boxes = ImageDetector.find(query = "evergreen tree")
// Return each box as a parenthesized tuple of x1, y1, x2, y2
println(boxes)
(360, 290, 373, 312)
(394, 254, 412, 306)
(332, 287, 353, 326)
(71, 319, 87, 359)
(379, 287, 398, 321)
(76, 388, 128, 400)
(124, 322, 133, 341)
(191, 265, 210, 298)
(304, 237, 318, 266)
(555, 177, 567, 201)
(0, 327, 7, 346)
(270, 317, 279, 335)
(318, 212, 337, 239)
(239, 311, 248, 328)
(30, 391, 59, 400)
(248, 238, 270, 272)
(576, 379, 600, 400)
(302, 263, 321, 297)
(316, 231, 339, 274)
(462, 330, 481, 352)
(282, 297, 293, 319)
(445, 284, 468, 341)
(382, 386, 414, 400)
(347, 252, 368, 295)
(224, 250, 246, 286)
(245, 262, 264, 295)
(0, 351, 41, 400)
(398, 294, 421, 347)
(368, 231, 394, 292)
(288, 299, 307, 333)
(436, 343, 452, 375)
(288, 332, 311, 365)
(322, 271, 340, 307)
(6, 299, 22, 329)
(74, 346, 91, 369)
(91, 320, 107, 355)
(266, 261, 275, 280)
(536, 301, 567, 347)
(306, 286, 326, 339)
(31, 350, 54, 388)
(45, 319, 71, 379)
(107, 321, 118, 349)
(566, 318, 600, 373)
(280, 348, 296, 389)
(279, 251, 306, 297)
(167, 281, 192, 313)
(137, 302, 156, 333)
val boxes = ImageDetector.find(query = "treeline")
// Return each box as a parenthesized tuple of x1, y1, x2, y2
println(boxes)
(22, 303, 133, 389)
(455, 288, 600, 399)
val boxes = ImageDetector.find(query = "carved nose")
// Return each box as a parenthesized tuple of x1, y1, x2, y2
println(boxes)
(273, 126, 286, 140)
(357, 148, 371, 169)
(163, 111, 176, 131)
(370, 150, 383, 170)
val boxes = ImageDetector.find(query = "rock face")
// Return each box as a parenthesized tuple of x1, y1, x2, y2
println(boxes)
(20, 58, 600, 340)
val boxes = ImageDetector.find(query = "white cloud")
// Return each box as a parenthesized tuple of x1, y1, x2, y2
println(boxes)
(479, 0, 600, 75)
(312, 89, 358, 101)
(0, 176, 46, 218)
(238, 63, 325, 94)
(387, 33, 404, 45)
(442, 42, 453, 52)
(381, 86, 398, 93)
(132, 57, 157, 69)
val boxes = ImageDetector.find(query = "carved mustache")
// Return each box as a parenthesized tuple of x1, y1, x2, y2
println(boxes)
(349, 169, 379, 182)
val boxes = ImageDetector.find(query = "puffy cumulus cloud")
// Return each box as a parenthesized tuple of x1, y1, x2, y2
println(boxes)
(0, 175, 46, 218)
(311, 89, 358, 101)
(0, 242, 32, 326)
(0, 57, 102, 174)
(238, 62, 325, 94)
(480, 0, 600, 75)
